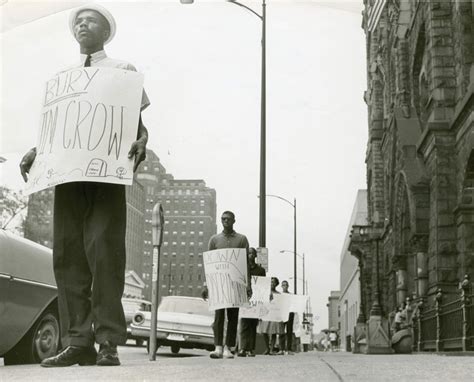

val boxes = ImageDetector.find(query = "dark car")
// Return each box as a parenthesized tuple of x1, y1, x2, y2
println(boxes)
(0, 230, 60, 365)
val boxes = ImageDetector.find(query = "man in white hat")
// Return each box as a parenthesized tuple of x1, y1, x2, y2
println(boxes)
(20, 4, 150, 367)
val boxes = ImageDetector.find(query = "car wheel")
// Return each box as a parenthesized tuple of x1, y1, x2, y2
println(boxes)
(136, 339, 144, 347)
(171, 345, 180, 354)
(4, 310, 60, 365)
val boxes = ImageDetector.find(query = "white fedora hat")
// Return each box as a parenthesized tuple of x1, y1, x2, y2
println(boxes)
(69, 4, 116, 45)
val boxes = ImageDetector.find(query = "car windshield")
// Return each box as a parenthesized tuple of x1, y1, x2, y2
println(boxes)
(159, 298, 213, 316)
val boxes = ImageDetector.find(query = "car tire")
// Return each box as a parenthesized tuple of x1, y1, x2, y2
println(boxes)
(136, 338, 144, 347)
(171, 345, 180, 354)
(4, 309, 60, 365)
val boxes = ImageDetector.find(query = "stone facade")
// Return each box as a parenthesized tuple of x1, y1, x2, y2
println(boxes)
(339, 190, 368, 351)
(327, 290, 341, 331)
(350, 0, 473, 343)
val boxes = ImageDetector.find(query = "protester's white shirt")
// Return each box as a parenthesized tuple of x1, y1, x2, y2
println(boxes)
(59, 50, 150, 111)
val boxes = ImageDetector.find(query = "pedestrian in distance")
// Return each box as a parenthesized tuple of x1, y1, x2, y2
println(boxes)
(278, 280, 295, 355)
(259, 277, 283, 355)
(20, 4, 150, 367)
(207, 211, 250, 359)
(238, 247, 266, 357)
(329, 331, 338, 352)
(393, 306, 403, 333)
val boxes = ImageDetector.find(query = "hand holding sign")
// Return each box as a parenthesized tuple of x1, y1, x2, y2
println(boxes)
(20, 148, 37, 182)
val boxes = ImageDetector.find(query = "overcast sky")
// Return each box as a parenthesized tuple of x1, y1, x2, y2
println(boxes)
(1, 0, 368, 332)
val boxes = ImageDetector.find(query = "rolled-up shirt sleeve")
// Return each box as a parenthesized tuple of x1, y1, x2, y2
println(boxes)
(124, 63, 151, 111)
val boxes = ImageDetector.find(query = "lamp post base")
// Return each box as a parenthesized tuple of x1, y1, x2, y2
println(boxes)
(364, 315, 394, 354)
(352, 322, 367, 354)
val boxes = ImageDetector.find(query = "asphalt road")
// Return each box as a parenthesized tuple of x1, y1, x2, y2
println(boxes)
(1, 345, 474, 381)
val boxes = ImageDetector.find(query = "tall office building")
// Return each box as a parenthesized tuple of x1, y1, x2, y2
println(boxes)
(157, 178, 217, 299)
(136, 150, 217, 300)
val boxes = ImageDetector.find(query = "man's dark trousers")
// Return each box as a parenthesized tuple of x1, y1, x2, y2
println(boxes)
(240, 318, 259, 351)
(280, 312, 295, 351)
(212, 308, 239, 347)
(53, 182, 127, 348)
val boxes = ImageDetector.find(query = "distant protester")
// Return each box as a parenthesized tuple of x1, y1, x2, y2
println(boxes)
(238, 247, 266, 357)
(207, 211, 249, 359)
(259, 277, 283, 355)
(278, 280, 295, 355)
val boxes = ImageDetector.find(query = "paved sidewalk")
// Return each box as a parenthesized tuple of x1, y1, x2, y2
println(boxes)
(316, 351, 474, 382)
(1, 347, 474, 381)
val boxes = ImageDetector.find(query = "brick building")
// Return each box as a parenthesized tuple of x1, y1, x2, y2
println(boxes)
(349, 0, 473, 352)
(136, 150, 217, 301)
(156, 178, 217, 300)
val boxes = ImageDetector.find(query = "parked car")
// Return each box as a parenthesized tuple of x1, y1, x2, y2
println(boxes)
(131, 295, 214, 354)
(122, 297, 151, 346)
(0, 230, 60, 365)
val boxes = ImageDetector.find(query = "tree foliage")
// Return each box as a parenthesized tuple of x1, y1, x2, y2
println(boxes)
(1, 186, 28, 233)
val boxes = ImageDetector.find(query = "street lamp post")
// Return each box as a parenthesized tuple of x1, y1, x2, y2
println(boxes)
(267, 194, 297, 293)
(281, 250, 304, 295)
(181, 0, 267, 247)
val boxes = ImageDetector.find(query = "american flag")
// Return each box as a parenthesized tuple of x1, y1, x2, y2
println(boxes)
(367, 0, 387, 32)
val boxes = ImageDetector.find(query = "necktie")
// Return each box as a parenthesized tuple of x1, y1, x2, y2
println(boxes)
(84, 55, 91, 67)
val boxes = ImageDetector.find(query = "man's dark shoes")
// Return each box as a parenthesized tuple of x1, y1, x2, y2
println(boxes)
(97, 341, 120, 366)
(237, 349, 247, 357)
(40, 346, 97, 367)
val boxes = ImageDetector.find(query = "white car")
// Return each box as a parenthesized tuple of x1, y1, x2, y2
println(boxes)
(131, 296, 214, 354)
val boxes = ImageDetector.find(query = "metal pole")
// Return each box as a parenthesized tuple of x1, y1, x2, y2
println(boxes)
(150, 203, 164, 361)
(258, 0, 266, 248)
(302, 253, 305, 295)
(294, 198, 297, 294)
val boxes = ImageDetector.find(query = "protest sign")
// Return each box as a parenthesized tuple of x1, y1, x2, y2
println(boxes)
(239, 276, 271, 319)
(259, 293, 289, 322)
(25, 67, 144, 195)
(289, 294, 309, 314)
(203, 248, 248, 310)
